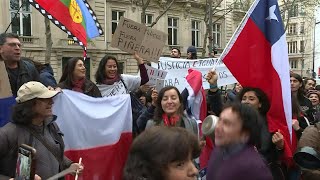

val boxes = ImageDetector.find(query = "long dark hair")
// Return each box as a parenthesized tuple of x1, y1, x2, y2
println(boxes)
(292, 94, 302, 117)
(11, 99, 37, 125)
(95, 55, 120, 84)
(290, 73, 305, 103)
(59, 57, 83, 85)
(238, 87, 270, 116)
(153, 86, 184, 123)
(123, 126, 200, 180)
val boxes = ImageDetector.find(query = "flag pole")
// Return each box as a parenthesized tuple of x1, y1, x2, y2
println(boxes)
(5, 2, 24, 33)
(212, 0, 259, 70)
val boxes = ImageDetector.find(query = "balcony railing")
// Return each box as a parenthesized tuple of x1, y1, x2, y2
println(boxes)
(19, 36, 40, 45)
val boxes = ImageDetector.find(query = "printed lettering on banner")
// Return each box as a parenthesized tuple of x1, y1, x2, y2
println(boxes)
(111, 17, 167, 62)
(152, 57, 237, 92)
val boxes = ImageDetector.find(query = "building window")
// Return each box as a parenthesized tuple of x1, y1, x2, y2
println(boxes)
(289, 4, 298, 17)
(144, 14, 153, 26)
(300, 5, 306, 16)
(112, 10, 124, 34)
(168, 17, 178, 46)
(9, 0, 31, 36)
(213, 23, 221, 47)
(288, 41, 298, 54)
(300, 40, 305, 53)
(191, 20, 201, 47)
(287, 23, 297, 35)
(300, 23, 304, 34)
(290, 59, 298, 69)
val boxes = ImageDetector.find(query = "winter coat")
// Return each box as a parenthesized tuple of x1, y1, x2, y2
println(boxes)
(0, 116, 73, 179)
(57, 79, 101, 98)
(6, 60, 40, 96)
(206, 144, 273, 180)
(39, 64, 57, 87)
(145, 112, 199, 136)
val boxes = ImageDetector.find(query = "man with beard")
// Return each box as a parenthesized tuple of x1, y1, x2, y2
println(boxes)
(170, 47, 181, 58)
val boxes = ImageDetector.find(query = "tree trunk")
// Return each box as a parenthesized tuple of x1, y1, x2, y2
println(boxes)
(44, 18, 53, 63)
(208, 0, 213, 57)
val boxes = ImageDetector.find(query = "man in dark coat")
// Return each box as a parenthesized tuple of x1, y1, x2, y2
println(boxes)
(0, 33, 39, 96)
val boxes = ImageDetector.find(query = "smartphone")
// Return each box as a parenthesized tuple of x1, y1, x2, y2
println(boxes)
(15, 144, 36, 180)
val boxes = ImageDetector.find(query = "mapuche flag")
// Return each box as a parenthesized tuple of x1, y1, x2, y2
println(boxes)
(220, 0, 295, 166)
(28, 0, 103, 51)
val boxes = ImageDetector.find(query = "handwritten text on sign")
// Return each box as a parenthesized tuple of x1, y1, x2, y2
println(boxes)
(145, 65, 168, 86)
(111, 17, 166, 62)
(152, 57, 237, 91)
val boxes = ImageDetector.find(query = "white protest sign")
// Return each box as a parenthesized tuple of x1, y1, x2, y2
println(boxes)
(152, 57, 237, 91)
(155, 79, 165, 92)
(111, 17, 167, 62)
(145, 65, 168, 86)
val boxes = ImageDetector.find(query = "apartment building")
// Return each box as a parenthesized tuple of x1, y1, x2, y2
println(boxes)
(279, 1, 316, 78)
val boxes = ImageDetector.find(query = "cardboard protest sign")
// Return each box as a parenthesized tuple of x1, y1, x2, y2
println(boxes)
(0, 61, 12, 98)
(152, 57, 237, 92)
(145, 64, 168, 86)
(111, 17, 166, 62)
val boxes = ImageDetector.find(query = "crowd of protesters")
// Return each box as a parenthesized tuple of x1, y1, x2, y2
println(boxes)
(1, 32, 320, 180)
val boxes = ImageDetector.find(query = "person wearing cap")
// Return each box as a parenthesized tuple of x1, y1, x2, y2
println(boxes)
(187, 46, 197, 59)
(0, 81, 83, 179)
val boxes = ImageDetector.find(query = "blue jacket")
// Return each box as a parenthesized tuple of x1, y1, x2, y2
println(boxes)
(40, 64, 57, 87)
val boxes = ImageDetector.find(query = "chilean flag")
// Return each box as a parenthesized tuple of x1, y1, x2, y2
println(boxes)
(53, 90, 132, 179)
(221, 0, 295, 165)
(184, 69, 212, 169)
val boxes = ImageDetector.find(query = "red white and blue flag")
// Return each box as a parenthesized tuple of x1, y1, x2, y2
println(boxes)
(184, 69, 213, 169)
(221, 0, 295, 165)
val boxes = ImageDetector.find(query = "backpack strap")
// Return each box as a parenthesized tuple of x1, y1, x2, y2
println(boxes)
(21, 126, 64, 168)
(120, 78, 129, 93)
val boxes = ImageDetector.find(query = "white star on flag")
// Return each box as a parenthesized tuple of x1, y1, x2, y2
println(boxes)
(266, 5, 279, 22)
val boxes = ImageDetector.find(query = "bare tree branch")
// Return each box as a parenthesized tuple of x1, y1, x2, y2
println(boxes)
(150, 0, 175, 28)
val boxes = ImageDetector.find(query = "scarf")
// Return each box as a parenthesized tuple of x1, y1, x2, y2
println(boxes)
(72, 78, 85, 93)
(162, 114, 180, 126)
(103, 74, 121, 85)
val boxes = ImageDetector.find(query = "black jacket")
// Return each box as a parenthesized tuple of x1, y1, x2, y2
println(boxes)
(6, 60, 40, 96)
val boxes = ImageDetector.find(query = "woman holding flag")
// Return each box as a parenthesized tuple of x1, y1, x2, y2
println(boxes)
(58, 57, 101, 97)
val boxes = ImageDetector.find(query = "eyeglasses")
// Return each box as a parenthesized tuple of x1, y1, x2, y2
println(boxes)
(4, 42, 22, 48)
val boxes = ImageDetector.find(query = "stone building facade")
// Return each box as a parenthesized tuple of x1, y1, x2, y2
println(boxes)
(0, 0, 315, 81)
